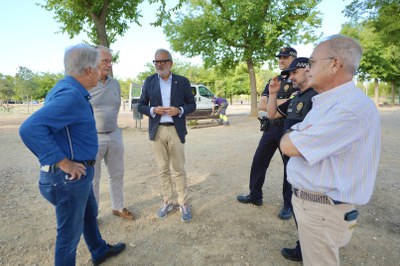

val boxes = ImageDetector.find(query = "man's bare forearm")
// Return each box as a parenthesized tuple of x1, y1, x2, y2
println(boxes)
(280, 132, 301, 157)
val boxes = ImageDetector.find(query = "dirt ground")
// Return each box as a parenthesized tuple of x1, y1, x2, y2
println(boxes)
(0, 104, 399, 266)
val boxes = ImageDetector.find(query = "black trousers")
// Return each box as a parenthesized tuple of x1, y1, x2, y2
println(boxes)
(248, 124, 293, 208)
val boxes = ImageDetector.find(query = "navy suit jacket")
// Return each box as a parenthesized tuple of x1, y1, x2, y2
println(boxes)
(138, 73, 196, 143)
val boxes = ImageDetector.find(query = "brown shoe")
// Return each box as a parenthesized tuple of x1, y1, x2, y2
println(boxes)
(112, 208, 134, 220)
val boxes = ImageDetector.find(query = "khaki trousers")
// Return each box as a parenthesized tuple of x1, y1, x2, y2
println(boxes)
(292, 195, 358, 266)
(152, 125, 187, 205)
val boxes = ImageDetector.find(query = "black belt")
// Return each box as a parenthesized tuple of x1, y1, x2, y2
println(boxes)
(97, 130, 115, 134)
(159, 123, 174, 127)
(40, 160, 96, 173)
(270, 118, 284, 126)
(73, 160, 96, 166)
(293, 188, 343, 205)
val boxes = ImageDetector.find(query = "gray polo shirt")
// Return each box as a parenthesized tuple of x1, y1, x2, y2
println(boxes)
(89, 76, 121, 133)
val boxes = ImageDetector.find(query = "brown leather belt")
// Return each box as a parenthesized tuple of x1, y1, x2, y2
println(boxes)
(293, 188, 343, 205)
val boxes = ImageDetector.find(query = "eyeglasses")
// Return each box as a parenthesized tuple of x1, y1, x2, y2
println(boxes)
(152, 59, 171, 65)
(101, 59, 112, 64)
(308, 57, 334, 68)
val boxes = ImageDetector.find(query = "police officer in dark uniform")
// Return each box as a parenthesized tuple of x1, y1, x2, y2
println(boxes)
(236, 47, 297, 220)
(267, 57, 318, 262)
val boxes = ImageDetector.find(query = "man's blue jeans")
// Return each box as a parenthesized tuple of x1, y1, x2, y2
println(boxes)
(39, 166, 108, 266)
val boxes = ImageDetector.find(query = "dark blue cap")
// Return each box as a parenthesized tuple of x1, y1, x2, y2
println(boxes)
(281, 57, 309, 75)
(276, 47, 297, 57)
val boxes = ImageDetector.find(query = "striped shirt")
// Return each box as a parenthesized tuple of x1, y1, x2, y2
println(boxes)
(287, 81, 380, 205)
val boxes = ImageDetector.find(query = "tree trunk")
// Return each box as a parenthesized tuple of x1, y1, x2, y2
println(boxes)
(391, 80, 395, 106)
(91, 0, 113, 76)
(92, 0, 110, 47)
(246, 58, 258, 118)
(374, 78, 379, 106)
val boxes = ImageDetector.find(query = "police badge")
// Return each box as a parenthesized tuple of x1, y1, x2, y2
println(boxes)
(296, 102, 304, 113)
(284, 84, 290, 92)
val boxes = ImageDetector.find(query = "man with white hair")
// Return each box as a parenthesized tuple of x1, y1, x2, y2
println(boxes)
(19, 44, 126, 265)
(90, 46, 134, 220)
(280, 35, 381, 265)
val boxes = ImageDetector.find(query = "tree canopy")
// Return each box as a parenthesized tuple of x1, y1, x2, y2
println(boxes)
(0, 74, 15, 102)
(345, 0, 400, 46)
(39, 0, 185, 47)
(163, 0, 322, 116)
(344, 0, 400, 104)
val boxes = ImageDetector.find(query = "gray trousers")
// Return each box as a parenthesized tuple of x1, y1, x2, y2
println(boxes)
(93, 128, 125, 210)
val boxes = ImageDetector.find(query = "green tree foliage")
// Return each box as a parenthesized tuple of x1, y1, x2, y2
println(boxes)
(341, 23, 389, 81)
(163, 0, 322, 116)
(0, 74, 15, 102)
(382, 44, 400, 104)
(135, 58, 277, 101)
(2, 68, 62, 102)
(33, 72, 63, 100)
(341, 22, 390, 104)
(257, 68, 279, 95)
(343, 0, 400, 105)
(117, 77, 136, 99)
(212, 63, 253, 98)
(135, 59, 215, 86)
(39, 0, 185, 47)
(3, 62, 281, 109)
(14, 67, 39, 102)
(345, 0, 400, 46)
(136, 62, 158, 84)
(367, 81, 391, 97)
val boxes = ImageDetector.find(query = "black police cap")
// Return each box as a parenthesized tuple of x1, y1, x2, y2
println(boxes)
(281, 57, 309, 75)
(275, 47, 297, 57)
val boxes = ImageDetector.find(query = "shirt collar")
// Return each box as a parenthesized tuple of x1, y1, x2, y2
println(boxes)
(65, 75, 91, 100)
(158, 73, 173, 83)
(312, 80, 355, 106)
(97, 75, 111, 87)
(299, 87, 314, 96)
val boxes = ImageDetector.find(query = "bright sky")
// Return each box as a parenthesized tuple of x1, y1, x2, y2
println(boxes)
(0, 0, 349, 79)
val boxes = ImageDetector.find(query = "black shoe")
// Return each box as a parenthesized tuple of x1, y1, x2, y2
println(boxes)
(92, 243, 126, 265)
(236, 194, 263, 206)
(281, 243, 302, 261)
(278, 206, 293, 220)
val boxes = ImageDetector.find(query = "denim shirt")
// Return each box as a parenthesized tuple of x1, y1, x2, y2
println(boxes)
(19, 76, 98, 165)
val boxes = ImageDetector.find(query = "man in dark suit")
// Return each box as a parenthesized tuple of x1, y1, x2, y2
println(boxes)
(138, 48, 196, 222)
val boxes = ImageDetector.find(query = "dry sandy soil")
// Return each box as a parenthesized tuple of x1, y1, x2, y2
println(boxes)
(0, 104, 399, 266)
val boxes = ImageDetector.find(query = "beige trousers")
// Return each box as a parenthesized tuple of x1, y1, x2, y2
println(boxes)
(152, 125, 187, 205)
(292, 195, 358, 266)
